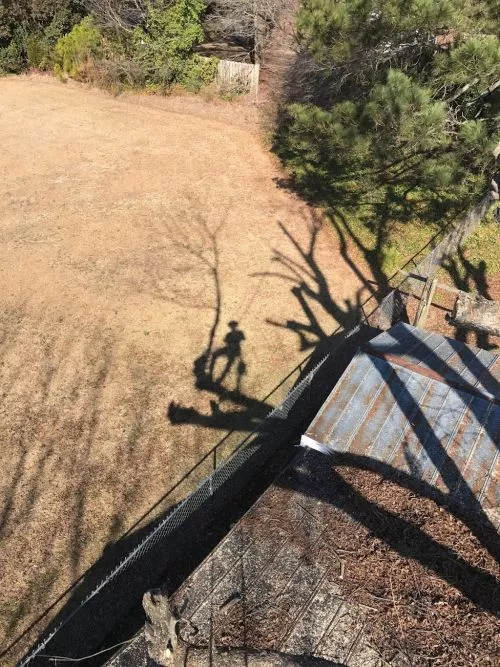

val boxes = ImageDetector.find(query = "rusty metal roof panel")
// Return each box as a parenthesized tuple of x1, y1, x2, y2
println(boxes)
(368, 323, 500, 396)
(301, 323, 500, 529)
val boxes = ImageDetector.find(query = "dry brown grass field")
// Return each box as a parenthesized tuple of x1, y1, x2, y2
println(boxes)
(0, 74, 376, 661)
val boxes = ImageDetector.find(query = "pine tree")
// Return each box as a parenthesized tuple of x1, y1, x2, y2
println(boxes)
(276, 0, 499, 224)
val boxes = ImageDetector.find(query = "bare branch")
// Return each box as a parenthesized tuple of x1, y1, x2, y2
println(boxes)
(205, 0, 290, 62)
(85, 0, 148, 31)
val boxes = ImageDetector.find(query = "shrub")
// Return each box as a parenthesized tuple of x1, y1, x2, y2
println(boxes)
(0, 0, 84, 74)
(1, 0, 220, 97)
(0, 31, 25, 73)
(132, 0, 209, 88)
(26, 34, 53, 69)
(180, 54, 218, 91)
(54, 16, 102, 78)
(86, 55, 148, 92)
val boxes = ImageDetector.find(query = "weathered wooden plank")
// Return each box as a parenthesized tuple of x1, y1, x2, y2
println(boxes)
(215, 59, 260, 97)
(414, 277, 438, 328)
(398, 269, 462, 295)
(449, 292, 500, 336)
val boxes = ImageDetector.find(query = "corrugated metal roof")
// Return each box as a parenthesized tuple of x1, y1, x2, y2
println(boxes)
(301, 323, 500, 529)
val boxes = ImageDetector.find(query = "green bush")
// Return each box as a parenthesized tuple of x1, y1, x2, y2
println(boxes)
(180, 54, 218, 91)
(0, 0, 84, 74)
(0, 31, 25, 73)
(132, 0, 209, 89)
(26, 34, 53, 69)
(54, 16, 102, 78)
(0, 0, 220, 96)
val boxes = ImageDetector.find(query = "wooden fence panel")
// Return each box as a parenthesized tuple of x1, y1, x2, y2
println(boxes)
(214, 59, 260, 97)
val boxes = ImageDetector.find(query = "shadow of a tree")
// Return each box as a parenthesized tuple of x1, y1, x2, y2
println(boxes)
(277, 452, 500, 615)
(272, 57, 494, 349)
(250, 212, 395, 353)
(259, 220, 362, 349)
(168, 316, 273, 433)
(166, 220, 274, 433)
(443, 246, 498, 350)
(272, 324, 500, 663)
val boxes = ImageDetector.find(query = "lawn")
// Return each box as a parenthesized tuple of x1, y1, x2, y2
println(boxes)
(0, 74, 375, 662)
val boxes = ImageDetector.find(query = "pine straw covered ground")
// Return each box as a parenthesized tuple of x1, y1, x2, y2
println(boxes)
(166, 452, 499, 667)
(280, 456, 500, 666)
(325, 465, 500, 666)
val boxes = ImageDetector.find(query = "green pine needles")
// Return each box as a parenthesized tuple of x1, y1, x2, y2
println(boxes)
(276, 0, 499, 229)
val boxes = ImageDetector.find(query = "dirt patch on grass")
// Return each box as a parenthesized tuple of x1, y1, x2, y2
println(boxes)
(0, 74, 375, 661)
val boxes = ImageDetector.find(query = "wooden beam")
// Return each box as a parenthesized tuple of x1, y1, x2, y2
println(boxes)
(414, 277, 438, 328)
(397, 270, 461, 295)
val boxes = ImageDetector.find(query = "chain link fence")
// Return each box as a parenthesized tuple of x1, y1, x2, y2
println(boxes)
(14, 317, 394, 666)
(15, 201, 490, 666)
(17, 351, 332, 666)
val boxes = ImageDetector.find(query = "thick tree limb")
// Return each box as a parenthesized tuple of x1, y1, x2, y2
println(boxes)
(449, 292, 500, 336)
(143, 590, 341, 667)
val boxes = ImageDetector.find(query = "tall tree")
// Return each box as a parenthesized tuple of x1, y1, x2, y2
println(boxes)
(276, 0, 499, 223)
(0, 0, 84, 70)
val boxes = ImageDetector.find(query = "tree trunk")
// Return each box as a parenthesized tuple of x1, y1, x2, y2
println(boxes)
(143, 590, 339, 667)
(449, 292, 500, 336)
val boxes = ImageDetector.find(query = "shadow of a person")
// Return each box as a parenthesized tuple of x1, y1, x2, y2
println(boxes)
(193, 351, 211, 390)
(236, 359, 247, 394)
(209, 321, 246, 386)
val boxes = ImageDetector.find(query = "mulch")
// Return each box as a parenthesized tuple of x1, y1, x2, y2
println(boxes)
(300, 459, 500, 666)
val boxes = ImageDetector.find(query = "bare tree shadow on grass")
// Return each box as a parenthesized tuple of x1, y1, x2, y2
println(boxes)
(166, 219, 275, 433)
(251, 213, 394, 353)
(253, 221, 359, 350)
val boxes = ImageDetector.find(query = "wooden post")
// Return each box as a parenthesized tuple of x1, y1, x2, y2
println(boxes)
(414, 277, 438, 328)
(253, 63, 260, 102)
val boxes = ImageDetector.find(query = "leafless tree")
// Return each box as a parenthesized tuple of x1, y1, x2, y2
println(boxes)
(205, 0, 290, 63)
(85, 0, 148, 31)
(283, 32, 441, 105)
